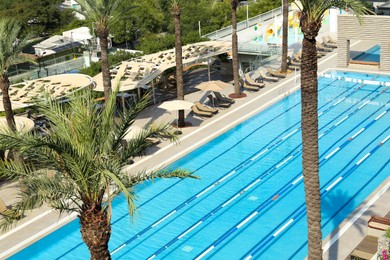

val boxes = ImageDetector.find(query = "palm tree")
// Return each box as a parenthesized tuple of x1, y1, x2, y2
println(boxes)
(171, 0, 185, 127)
(0, 89, 195, 259)
(280, 0, 289, 73)
(0, 18, 34, 131)
(74, 0, 127, 101)
(230, 0, 242, 98)
(297, 0, 369, 258)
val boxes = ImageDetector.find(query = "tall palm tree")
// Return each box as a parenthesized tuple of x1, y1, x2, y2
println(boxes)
(74, 0, 126, 101)
(297, 0, 369, 258)
(0, 18, 34, 131)
(0, 89, 195, 259)
(171, 0, 185, 127)
(230, 0, 242, 98)
(280, 0, 289, 73)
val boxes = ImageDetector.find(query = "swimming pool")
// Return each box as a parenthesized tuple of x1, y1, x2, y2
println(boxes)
(11, 70, 390, 259)
(352, 45, 380, 63)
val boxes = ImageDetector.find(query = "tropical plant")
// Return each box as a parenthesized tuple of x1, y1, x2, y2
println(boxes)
(0, 18, 35, 131)
(0, 88, 195, 259)
(280, 0, 289, 73)
(171, 0, 185, 127)
(74, 0, 128, 101)
(230, 0, 241, 98)
(296, 0, 370, 258)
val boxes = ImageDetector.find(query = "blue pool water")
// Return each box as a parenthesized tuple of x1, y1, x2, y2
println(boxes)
(352, 45, 380, 63)
(11, 71, 390, 259)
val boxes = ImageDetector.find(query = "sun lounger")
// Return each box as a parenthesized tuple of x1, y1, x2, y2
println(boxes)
(192, 105, 213, 117)
(258, 70, 279, 82)
(316, 42, 333, 52)
(267, 68, 287, 78)
(213, 91, 235, 104)
(367, 215, 390, 231)
(244, 73, 265, 88)
(194, 101, 218, 114)
(327, 35, 337, 44)
(293, 53, 301, 62)
(350, 235, 378, 260)
(322, 36, 337, 48)
(239, 78, 259, 92)
(0, 198, 22, 219)
(287, 57, 300, 70)
(207, 94, 231, 108)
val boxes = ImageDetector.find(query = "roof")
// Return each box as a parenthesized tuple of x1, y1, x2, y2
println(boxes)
(0, 74, 94, 111)
(93, 40, 232, 92)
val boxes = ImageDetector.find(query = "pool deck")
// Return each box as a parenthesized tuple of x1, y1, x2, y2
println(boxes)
(1, 39, 389, 259)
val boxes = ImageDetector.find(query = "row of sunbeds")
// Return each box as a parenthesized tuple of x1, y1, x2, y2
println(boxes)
(191, 91, 236, 118)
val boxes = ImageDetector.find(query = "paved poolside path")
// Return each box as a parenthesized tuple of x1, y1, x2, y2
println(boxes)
(0, 39, 389, 259)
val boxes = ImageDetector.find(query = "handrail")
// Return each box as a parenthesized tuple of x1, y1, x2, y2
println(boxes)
(202, 6, 285, 40)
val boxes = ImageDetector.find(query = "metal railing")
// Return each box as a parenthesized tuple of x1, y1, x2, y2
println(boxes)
(9, 55, 85, 83)
(202, 6, 284, 40)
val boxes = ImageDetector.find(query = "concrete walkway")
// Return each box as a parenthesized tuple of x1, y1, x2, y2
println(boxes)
(1, 39, 389, 259)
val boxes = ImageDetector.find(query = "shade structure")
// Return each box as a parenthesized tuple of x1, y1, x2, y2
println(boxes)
(158, 100, 194, 112)
(195, 80, 232, 92)
(0, 116, 35, 133)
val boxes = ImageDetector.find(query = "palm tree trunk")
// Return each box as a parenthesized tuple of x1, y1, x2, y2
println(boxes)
(98, 34, 112, 101)
(0, 75, 16, 131)
(300, 31, 323, 259)
(173, 5, 185, 127)
(80, 204, 111, 260)
(281, 0, 289, 73)
(231, 0, 240, 97)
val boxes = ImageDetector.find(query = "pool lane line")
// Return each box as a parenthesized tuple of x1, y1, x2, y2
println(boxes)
(111, 82, 374, 256)
(120, 83, 385, 257)
(0, 44, 359, 257)
(109, 81, 362, 255)
(239, 131, 390, 260)
(290, 157, 390, 259)
(56, 80, 343, 259)
(149, 99, 390, 260)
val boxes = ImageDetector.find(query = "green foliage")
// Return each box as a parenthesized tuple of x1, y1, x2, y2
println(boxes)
(0, 0, 77, 37)
(386, 228, 390, 238)
(0, 88, 196, 231)
(79, 60, 102, 77)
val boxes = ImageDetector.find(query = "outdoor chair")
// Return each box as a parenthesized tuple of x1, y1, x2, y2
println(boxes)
(244, 73, 265, 88)
(194, 101, 218, 114)
(239, 78, 259, 92)
(192, 105, 214, 118)
(267, 68, 287, 78)
(327, 35, 337, 44)
(287, 57, 300, 70)
(322, 36, 337, 48)
(207, 94, 231, 108)
(258, 70, 279, 82)
(316, 42, 333, 52)
(213, 91, 235, 104)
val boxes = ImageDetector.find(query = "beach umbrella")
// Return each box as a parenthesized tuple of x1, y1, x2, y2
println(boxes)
(158, 100, 194, 134)
(196, 80, 232, 106)
(158, 100, 194, 111)
(195, 80, 231, 92)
